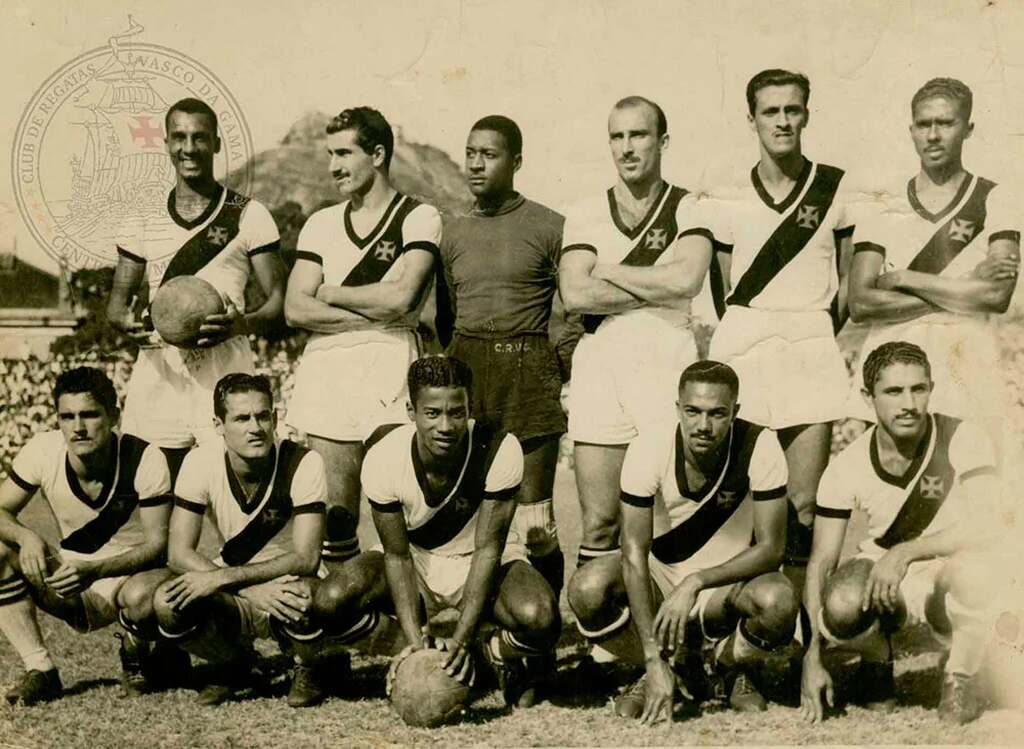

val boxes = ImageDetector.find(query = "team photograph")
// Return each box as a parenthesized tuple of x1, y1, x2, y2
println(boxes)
(2, 1, 1023, 746)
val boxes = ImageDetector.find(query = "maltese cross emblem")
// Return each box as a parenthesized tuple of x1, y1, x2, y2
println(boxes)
(797, 205, 820, 229)
(920, 475, 945, 501)
(207, 226, 229, 246)
(374, 240, 397, 262)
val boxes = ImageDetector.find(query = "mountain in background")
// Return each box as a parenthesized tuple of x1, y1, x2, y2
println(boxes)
(229, 111, 473, 225)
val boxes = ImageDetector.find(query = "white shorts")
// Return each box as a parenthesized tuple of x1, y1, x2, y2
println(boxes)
(568, 327, 697, 444)
(649, 555, 721, 638)
(121, 336, 253, 448)
(846, 317, 1004, 432)
(401, 541, 528, 618)
(287, 329, 419, 442)
(709, 307, 848, 429)
(233, 594, 273, 640)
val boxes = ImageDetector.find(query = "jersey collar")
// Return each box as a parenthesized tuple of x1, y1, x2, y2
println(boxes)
(750, 157, 812, 214)
(411, 421, 474, 508)
(65, 433, 120, 511)
(869, 415, 934, 488)
(167, 185, 225, 230)
(906, 172, 974, 224)
(607, 180, 668, 239)
(344, 192, 403, 249)
(225, 444, 278, 514)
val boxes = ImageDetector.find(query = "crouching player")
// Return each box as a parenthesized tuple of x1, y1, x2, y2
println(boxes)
(802, 342, 1000, 725)
(364, 356, 561, 708)
(153, 373, 387, 707)
(0, 367, 181, 704)
(568, 361, 797, 723)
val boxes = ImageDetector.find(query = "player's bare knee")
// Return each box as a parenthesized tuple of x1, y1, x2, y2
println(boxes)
(747, 575, 798, 632)
(823, 564, 874, 639)
(940, 555, 994, 610)
(118, 577, 158, 622)
(788, 490, 817, 527)
(512, 593, 559, 640)
(152, 581, 179, 628)
(567, 564, 617, 626)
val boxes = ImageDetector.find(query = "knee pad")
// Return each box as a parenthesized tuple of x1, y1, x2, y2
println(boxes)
(514, 500, 559, 557)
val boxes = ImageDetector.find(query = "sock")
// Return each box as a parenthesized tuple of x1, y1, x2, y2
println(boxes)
(0, 574, 54, 673)
(576, 544, 619, 569)
(516, 499, 565, 596)
(817, 610, 892, 662)
(490, 628, 549, 662)
(715, 619, 773, 669)
(574, 605, 642, 663)
(323, 506, 360, 564)
(945, 592, 993, 677)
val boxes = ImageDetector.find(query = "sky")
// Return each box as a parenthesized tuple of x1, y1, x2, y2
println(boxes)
(2, 0, 1022, 273)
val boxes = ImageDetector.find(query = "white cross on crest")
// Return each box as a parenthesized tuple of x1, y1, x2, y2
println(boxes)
(948, 218, 975, 243)
(207, 226, 229, 246)
(797, 205, 821, 229)
(645, 228, 667, 250)
(374, 240, 397, 262)
(717, 490, 739, 509)
(262, 507, 282, 525)
(920, 475, 945, 500)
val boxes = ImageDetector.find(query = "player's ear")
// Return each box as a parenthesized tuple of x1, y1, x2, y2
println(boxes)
(860, 387, 873, 410)
(406, 400, 415, 420)
(373, 144, 387, 170)
(213, 415, 225, 436)
(213, 133, 221, 155)
(659, 133, 670, 152)
(747, 112, 757, 133)
(964, 121, 974, 141)
(512, 153, 522, 174)
(732, 402, 741, 420)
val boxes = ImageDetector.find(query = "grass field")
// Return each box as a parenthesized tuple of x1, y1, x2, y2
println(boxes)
(2, 468, 1023, 748)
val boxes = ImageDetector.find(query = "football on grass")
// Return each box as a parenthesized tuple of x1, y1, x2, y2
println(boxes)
(150, 276, 225, 347)
(390, 648, 471, 727)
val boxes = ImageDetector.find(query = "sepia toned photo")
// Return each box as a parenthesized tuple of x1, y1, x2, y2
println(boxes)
(1, 1, 1022, 745)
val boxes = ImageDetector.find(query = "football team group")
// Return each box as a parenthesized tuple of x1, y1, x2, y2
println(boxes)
(0, 67, 1018, 728)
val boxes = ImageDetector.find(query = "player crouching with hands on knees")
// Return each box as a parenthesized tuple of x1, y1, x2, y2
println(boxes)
(0, 367, 184, 704)
(365, 356, 561, 709)
(801, 342, 1002, 725)
(568, 360, 797, 724)
(153, 373, 389, 707)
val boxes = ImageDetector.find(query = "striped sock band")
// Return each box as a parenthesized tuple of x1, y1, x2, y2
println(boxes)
(576, 544, 619, 569)
(0, 574, 29, 606)
(322, 536, 360, 564)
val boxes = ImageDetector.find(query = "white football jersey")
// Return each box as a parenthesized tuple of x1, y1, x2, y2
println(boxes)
(116, 186, 280, 313)
(620, 419, 788, 570)
(362, 420, 523, 558)
(701, 160, 855, 312)
(855, 174, 1018, 327)
(816, 414, 996, 557)
(561, 183, 704, 340)
(173, 438, 326, 566)
(10, 431, 172, 558)
(295, 194, 441, 351)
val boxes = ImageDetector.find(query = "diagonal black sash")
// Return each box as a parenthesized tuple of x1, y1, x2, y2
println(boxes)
(876, 415, 960, 549)
(61, 435, 154, 554)
(407, 423, 507, 550)
(159, 189, 251, 285)
(728, 164, 845, 307)
(582, 185, 689, 334)
(220, 440, 307, 566)
(364, 422, 406, 452)
(341, 197, 424, 287)
(652, 420, 762, 564)
(906, 178, 996, 275)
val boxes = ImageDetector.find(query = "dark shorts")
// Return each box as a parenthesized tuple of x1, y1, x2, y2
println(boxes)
(448, 333, 566, 442)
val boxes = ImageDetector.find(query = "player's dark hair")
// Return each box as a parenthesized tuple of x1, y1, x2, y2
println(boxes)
(53, 367, 118, 415)
(678, 360, 740, 399)
(471, 115, 523, 156)
(862, 341, 932, 394)
(407, 355, 473, 407)
(165, 97, 218, 136)
(213, 373, 274, 420)
(613, 96, 668, 137)
(746, 69, 811, 115)
(912, 77, 973, 121)
(327, 106, 395, 170)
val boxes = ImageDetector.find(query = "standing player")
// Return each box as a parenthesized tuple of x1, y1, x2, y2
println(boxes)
(846, 78, 1019, 442)
(559, 96, 711, 571)
(702, 70, 856, 579)
(107, 98, 286, 457)
(802, 342, 1001, 725)
(0, 368, 179, 704)
(569, 361, 795, 722)
(285, 107, 441, 570)
(363, 356, 560, 708)
(153, 374, 385, 707)
(436, 115, 572, 598)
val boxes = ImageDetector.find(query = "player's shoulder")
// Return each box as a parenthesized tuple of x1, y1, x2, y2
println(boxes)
(812, 160, 848, 181)
(305, 201, 346, 227)
(564, 192, 610, 221)
(364, 422, 415, 462)
(628, 421, 675, 465)
(401, 197, 441, 222)
(830, 424, 874, 473)
(521, 197, 565, 226)
(180, 439, 223, 474)
(16, 430, 64, 463)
